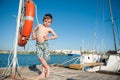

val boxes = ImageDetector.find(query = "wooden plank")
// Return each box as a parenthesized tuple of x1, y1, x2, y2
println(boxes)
(69, 62, 104, 70)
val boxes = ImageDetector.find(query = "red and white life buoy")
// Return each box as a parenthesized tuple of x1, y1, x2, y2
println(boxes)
(18, 0, 35, 47)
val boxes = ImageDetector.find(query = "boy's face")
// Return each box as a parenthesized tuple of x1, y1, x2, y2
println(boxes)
(43, 19, 52, 27)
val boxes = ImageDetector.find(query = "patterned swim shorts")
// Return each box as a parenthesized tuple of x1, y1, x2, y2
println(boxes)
(36, 41, 50, 61)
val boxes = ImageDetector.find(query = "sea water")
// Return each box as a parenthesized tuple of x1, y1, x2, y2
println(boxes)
(0, 53, 80, 68)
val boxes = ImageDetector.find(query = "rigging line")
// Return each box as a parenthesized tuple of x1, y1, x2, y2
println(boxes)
(101, 0, 106, 51)
(103, 0, 110, 51)
(94, 0, 103, 51)
(34, 3, 39, 25)
(115, 22, 120, 48)
(108, 0, 117, 50)
(105, 17, 120, 22)
(93, 0, 99, 51)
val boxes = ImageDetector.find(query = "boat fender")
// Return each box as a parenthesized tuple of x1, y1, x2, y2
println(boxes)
(18, 0, 35, 47)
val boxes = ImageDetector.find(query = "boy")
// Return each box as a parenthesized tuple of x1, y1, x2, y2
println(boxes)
(32, 14, 58, 79)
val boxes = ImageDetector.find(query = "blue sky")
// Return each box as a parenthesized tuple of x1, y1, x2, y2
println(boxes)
(0, 0, 120, 52)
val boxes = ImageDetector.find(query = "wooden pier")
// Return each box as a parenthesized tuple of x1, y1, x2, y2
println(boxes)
(0, 65, 120, 80)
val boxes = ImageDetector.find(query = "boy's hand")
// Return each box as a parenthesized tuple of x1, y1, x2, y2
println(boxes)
(32, 33, 36, 40)
(43, 36, 49, 41)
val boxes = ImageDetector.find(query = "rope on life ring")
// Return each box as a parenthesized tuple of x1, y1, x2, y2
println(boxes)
(18, 0, 35, 47)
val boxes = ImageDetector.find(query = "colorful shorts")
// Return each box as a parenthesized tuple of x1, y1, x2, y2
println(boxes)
(36, 41, 50, 61)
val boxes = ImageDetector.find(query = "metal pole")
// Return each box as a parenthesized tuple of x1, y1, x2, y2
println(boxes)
(108, 0, 117, 50)
(11, 0, 23, 79)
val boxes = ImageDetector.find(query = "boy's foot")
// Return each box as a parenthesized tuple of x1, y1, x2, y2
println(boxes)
(45, 69, 50, 78)
(37, 72, 46, 79)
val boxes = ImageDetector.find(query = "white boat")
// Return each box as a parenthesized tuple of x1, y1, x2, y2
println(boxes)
(86, 55, 120, 72)
(80, 54, 101, 64)
(67, 53, 80, 56)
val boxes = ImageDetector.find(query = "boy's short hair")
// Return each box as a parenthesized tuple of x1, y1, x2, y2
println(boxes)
(43, 14, 53, 21)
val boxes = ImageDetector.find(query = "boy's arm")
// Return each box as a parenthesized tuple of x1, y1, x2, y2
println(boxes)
(45, 28, 58, 40)
(32, 25, 39, 33)
(49, 28, 58, 39)
(32, 25, 39, 40)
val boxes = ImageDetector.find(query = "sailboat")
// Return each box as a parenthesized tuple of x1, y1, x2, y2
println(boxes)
(86, 0, 120, 72)
(69, 0, 120, 71)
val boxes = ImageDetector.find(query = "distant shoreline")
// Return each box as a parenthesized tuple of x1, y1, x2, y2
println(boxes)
(0, 50, 9, 54)
(0, 50, 64, 55)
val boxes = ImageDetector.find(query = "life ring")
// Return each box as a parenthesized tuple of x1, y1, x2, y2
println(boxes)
(18, 0, 35, 47)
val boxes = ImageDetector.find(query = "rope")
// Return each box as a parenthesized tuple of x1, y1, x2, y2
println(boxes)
(34, 3, 39, 25)
(0, 39, 22, 79)
(73, 57, 80, 64)
(19, 1, 25, 33)
(0, 39, 15, 79)
(60, 56, 80, 65)
(0, 49, 13, 79)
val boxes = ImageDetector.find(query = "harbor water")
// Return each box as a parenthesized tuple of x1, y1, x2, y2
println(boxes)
(0, 53, 80, 68)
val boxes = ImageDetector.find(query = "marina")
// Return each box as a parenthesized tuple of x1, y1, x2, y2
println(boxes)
(0, 0, 120, 80)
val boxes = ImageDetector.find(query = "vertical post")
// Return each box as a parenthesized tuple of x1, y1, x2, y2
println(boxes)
(11, 0, 23, 79)
(108, 0, 117, 51)
(94, 31, 96, 51)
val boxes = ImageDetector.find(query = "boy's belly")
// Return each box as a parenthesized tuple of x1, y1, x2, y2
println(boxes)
(36, 36, 45, 43)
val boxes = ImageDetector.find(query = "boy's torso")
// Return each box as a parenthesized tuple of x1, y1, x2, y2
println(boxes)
(36, 24, 51, 43)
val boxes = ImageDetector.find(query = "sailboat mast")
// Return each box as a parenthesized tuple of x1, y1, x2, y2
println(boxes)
(108, 0, 117, 50)
(11, 0, 23, 79)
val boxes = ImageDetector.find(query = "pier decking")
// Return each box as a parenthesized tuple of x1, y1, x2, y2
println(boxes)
(0, 65, 120, 80)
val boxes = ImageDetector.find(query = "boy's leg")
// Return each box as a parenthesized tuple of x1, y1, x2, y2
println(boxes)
(44, 41, 50, 78)
(39, 57, 50, 78)
(44, 63, 50, 78)
(36, 58, 46, 79)
(37, 65, 45, 79)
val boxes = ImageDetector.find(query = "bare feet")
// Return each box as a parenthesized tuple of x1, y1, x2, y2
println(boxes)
(37, 72, 45, 79)
(45, 68, 50, 78)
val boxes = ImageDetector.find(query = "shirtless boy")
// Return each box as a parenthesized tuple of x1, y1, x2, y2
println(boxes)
(32, 14, 58, 79)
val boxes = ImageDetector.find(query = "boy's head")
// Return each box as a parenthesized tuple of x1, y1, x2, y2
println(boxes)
(43, 14, 53, 27)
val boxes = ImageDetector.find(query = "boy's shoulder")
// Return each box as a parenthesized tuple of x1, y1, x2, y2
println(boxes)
(36, 24, 44, 28)
(38, 24, 43, 27)
(48, 27, 53, 30)
(48, 27, 54, 32)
